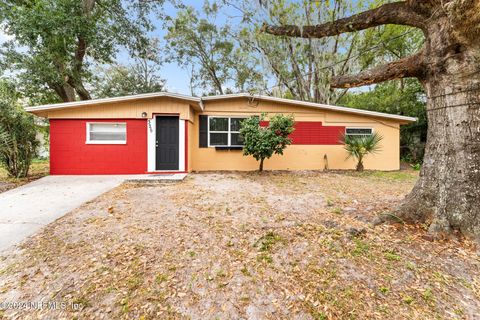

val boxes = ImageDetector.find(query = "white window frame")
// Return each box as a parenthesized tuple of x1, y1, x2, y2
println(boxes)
(345, 127, 374, 138)
(207, 116, 246, 147)
(86, 122, 127, 145)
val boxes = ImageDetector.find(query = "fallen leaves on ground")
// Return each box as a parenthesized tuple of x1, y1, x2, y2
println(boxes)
(0, 170, 478, 319)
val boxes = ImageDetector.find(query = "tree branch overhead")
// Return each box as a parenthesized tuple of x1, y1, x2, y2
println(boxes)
(262, 2, 425, 39)
(331, 51, 425, 88)
(262, 1, 428, 88)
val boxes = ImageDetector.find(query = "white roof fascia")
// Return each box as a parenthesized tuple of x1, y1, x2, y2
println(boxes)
(202, 93, 417, 122)
(25, 92, 201, 112)
(26, 91, 416, 122)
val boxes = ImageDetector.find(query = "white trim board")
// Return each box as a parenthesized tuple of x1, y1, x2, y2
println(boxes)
(26, 92, 201, 112)
(207, 116, 245, 148)
(179, 120, 185, 172)
(147, 118, 156, 172)
(85, 122, 127, 145)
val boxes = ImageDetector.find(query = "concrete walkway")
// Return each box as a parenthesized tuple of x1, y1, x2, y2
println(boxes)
(0, 173, 188, 252)
(0, 176, 127, 252)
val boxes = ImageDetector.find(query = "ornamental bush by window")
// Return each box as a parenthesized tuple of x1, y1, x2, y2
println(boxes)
(239, 113, 295, 172)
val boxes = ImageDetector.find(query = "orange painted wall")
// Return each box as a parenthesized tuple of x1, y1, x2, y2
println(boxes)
(190, 98, 401, 171)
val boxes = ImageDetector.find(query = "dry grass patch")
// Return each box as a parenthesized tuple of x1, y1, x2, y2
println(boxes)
(0, 170, 478, 319)
(0, 159, 49, 193)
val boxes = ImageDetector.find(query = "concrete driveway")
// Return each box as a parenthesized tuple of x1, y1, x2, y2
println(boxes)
(0, 175, 126, 252)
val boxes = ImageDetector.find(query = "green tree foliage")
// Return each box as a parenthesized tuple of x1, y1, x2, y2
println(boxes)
(356, 20, 424, 69)
(339, 79, 427, 163)
(92, 58, 165, 98)
(0, 81, 39, 178)
(239, 113, 294, 171)
(165, 2, 264, 95)
(0, 0, 163, 102)
(341, 132, 383, 171)
(233, 0, 364, 104)
(337, 20, 426, 162)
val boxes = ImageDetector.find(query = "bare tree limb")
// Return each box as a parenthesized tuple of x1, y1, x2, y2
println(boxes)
(49, 82, 75, 102)
(68, 37, 92, 100)
(74, 37, 87, 74)
(287, 41, 307, 100)
(63, 0, 95, 101)
(262, 2, 425, 39)
(67, 77, 92, 100)
(331, 51, 425, 88)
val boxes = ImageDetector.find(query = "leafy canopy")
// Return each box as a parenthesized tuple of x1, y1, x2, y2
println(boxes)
(240, 113, 295, 171)
(92, 57, 165, 99)
(0, 0, 163, 102)
(164, 2, 263, 96)
(235, 0, 366, 103)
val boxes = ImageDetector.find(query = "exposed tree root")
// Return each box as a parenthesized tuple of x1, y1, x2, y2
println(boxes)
(373, 183, 476, 243)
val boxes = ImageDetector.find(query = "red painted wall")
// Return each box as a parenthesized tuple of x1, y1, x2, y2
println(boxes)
(260, 121, 345, 145)
(50, 119, 147, 174)
(290, 122, 345, 145)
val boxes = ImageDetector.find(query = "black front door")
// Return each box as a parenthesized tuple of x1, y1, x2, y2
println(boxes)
(156, 116, 179, 170)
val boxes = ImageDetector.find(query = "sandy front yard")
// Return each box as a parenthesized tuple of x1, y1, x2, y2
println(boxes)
(0, 171, 478, 319)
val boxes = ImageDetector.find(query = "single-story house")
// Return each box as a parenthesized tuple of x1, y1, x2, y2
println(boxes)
(25, 92, 416, 174)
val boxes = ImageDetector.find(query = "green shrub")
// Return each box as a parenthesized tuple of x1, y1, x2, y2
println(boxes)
(0, 82, 39, 178)
(239, 113, 294, 171)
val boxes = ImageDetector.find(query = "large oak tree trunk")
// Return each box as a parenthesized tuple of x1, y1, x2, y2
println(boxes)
(263, 0, 480, 240)
(399, 47, 480, 238)
(395, 8, 480, 239)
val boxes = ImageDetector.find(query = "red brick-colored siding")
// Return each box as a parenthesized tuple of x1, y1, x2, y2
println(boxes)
(260, 121, 345, 145)
(50, 119, 147, 174)
(290, 122, 345, 145)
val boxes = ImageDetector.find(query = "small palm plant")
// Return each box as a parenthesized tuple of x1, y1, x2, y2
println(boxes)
(341, 133, 383, 171)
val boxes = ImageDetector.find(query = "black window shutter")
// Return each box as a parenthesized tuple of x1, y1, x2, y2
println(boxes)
(199, 115, 208, 148)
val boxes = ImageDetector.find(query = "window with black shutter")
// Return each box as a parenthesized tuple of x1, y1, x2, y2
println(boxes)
(199, 115, 208, 148)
